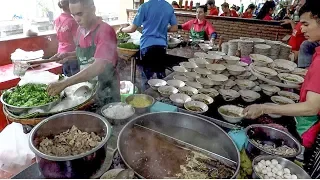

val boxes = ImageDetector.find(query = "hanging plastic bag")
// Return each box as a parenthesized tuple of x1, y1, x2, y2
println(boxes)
(0, 123, 35, 174)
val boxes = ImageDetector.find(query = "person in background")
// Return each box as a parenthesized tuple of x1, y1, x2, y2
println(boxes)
(119, 0, 178, 90)
(297, 41, 320, 68)
(220, 2, 239, 17)
(179, 5, 217, 44)
(242, 4, 256, 18)
(256, 0, 276, 20)
(243, 0, 320, 151)
(207, 0, 219, 16)
(172, 1, 180, 8)
(54, 0, 79, 77)
(48, 0, 120, 106)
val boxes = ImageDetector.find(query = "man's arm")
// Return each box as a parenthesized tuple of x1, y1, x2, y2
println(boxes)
(168, 11, 178, 32)
(168, 25, 178, 32)
(121, 24, 138, 33)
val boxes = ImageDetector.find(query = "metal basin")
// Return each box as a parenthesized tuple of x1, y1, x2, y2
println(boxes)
(245, 124, 302, 160)
(28, 111, 112, 178)
(117, 112, 240, 178)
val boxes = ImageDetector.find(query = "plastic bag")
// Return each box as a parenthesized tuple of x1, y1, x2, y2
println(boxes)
(0, 123, 35, 174)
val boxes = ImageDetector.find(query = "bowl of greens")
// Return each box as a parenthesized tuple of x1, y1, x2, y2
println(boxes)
(117, 32, 131, 43)
(1, 83, 61, 114)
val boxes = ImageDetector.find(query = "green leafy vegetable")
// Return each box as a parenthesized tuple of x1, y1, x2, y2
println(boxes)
(117, 32, 130, 40)
(4, 84, 59, 107)
(118, 42, 140, 49)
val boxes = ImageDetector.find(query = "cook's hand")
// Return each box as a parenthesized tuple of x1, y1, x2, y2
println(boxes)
(243, 104, 265, 119)
(280, 19, 293, 25)
(47, 81, 67, 96)
(50, 52, 72, 64)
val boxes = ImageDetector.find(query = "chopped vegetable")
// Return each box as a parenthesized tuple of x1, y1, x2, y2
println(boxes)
(128, 97, 152, 108)
(187, 106, 203, 112)
(4, 84, 59, 107)
(220, 109, 241, 117)
(118, 42, 140, 49)
(117, 32, 130, 40)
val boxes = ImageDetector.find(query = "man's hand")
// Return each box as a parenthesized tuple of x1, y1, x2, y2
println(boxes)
(50, 52, 76, 64)
(280, 19, 293, 25)
(243, 104, 266, 119)
(47, 80, 68, 96)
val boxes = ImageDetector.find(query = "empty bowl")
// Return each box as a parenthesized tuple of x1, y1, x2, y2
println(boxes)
(223, 55, 241, 65)
(169, 93, 192, 107)
(167, 80, 185, 88)
(194, 67, 212, 78)
(173, 66, 188, 75)
(206, 64, 226, 74)
(184, 72, 201, 81)
(148, 79, 167, 90)
(196, 78, 214, 88)
(226, 65, 246, 75)
(208, 74, 229, 85)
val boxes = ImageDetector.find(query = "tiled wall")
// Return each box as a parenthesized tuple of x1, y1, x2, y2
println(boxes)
(127, 9, 292, 42)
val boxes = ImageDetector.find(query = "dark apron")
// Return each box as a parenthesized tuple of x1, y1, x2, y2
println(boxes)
(75, 25, 120, 107)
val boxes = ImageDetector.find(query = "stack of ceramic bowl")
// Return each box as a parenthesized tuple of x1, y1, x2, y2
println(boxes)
(248, 38, 265, 45)
(254, 44, 271, 57)
(222, 42, 229, 55)
(238, 40, 254, 57)
(279, 43, 292, 59)
(228, 40, 239, 56)
(266, 40, 281, 60)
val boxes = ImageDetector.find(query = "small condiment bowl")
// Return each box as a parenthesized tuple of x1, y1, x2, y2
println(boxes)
(196, 78, 214, 88)
(206, 64, 226, 74)
(208, 74, 229, 85)
(198, 88, 219, 98)
(193, 58, 209, 68)
(180, 62, 198, 72)
(223, 55, 241, 65)
(158, 86, 179, 98)
(207, 51, 226, 56)
(191, 94, 214, 105)
(278, 91, 300, 102)
(167, 80, 185, 89)
(260, 84, 281, 96)
(178, 86, 199, 96)
(205, 54, 223, 63)
(169, 93, 192, 107)
(223, 79, 236, 89)
(185, 81, 203, 89)
(219, 89, 240, 101)
(147, 79, 167, 90)
(218, 105, 244, 123)
(172, 66, 188, 75)
(184, 72, 200, 81)
(184, 101, 209, 114)
(253, 65, 278, 77)
(264, 103, 282, 118)
(101, 102, 135, 125)
(250, 54, 273, 66)
(226, 65, 246, 75)
(274, 59, 297, 68)
(173, 75, 189, 82)
(239, 90, 261, 102)
(278, 73, 304, 85)
(271, 96, 295, 105)
(194, 52, 208, 59)
(270, 62, 295, 73)
(235, 79, 256, 90)
(194, 67, 212, 78)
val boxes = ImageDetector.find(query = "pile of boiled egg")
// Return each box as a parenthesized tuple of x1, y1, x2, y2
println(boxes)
(254, 159, 298, 179)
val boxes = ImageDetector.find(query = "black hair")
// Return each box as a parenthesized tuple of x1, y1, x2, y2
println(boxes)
(69, 0, 94, 6)
(299, 0, 320, 19)
(172, 1, 178, 5)
(198, 5, 208, 13)
(221, 2, 229, 9)
(207, 0, 215, 7)
(247, 4, 256, 11)
(58, 0, 69, 11)
(256, 1, 276, 20)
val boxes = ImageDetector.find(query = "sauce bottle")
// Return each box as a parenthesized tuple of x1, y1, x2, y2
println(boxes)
(189, 0, 193, 10)
(184, 0, 189, 10)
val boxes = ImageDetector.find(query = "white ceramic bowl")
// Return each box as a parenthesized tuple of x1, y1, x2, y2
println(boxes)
(178, 86, 199, 96)
(158, 86, 179, 97)
(219, 89, 240, 101)
(193, 58, 209, 68)
(148, 79, 167, 90)
(223, 79, 237, 89)
(292, 68, 308, 77)
(252, 86, 262, 92)
(270, 62, 295, 73)
(191, 94, 214, 105)
(250, 54, 273, 66)
(180, 62, 198, 72)
(271, 96, 295, 105)
(173, 75, 189, 82)
(278, 91, 300, 102)
(226, 65, 246, 75)
(260, 84, 281, 96)
(208, 51, 226, 56)
(207, 74, 229, 85)
(167, 79, 185, 89)
(172, 66, 188, 75)
(184, 101, 209, 114)
(194, 67, 212, 78)
(169, 93, 192, 107)
(206, 64, 226, 74)
(205, 54, 223, 63)
(253, 65, 278, 77)
(196, 78, 214, 88)
(184, 72, 201, 81)
(185, 81, 203, 89)
(264, 103, 282, 118)
(278, 73, 304, 85)
(274, 59, 297, 68)
(218, 105, 244, 123)
(223, 55, 241, 65)
(239, 90, 261, 102)
(194, 52, 208, 59)
(198, 88, 219, 98)
(235, 79, 256, 90)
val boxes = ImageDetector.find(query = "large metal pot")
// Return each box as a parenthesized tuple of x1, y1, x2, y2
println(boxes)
(245, 124, 302, 160)
(117, 112, 240, 178)
(28, 111, 112, 178)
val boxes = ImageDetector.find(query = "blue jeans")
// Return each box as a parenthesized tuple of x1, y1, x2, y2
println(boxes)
(63, 60, 79, 77)
(298, 41, 320, 68)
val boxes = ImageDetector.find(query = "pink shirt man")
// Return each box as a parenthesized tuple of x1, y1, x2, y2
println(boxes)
(54, 13, 78, 53)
